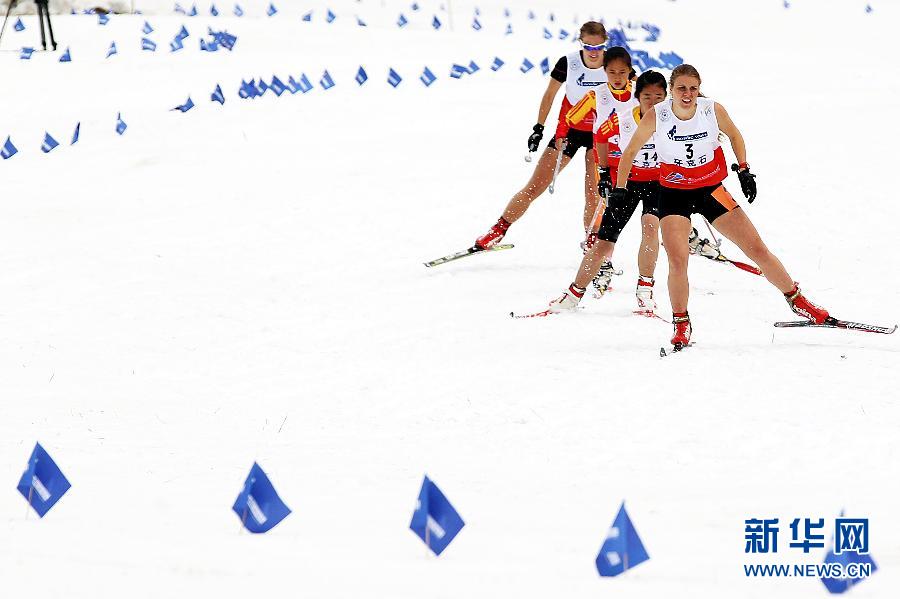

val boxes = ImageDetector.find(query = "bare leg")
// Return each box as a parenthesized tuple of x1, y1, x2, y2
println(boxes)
(574, 239, 615, 289)
(638, 214, 660, 278)
(660, 215, 692, 313)
(501, 144, 572, 224)
(583, 150, 600, 231)
(710, 208, 794, 293)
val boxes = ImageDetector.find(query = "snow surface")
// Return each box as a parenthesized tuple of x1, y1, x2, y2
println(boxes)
(1, 0, 898, 597)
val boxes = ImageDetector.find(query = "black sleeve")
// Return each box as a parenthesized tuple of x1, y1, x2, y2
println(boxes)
(550, 56, 567, 82)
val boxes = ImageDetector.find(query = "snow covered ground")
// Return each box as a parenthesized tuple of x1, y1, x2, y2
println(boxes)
(1, 0, 898, 597)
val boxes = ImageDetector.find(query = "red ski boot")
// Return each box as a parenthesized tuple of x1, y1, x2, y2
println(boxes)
(671, 312, 692, 349)
(475, 217, 511, 250)
(784, 283, 829, 324)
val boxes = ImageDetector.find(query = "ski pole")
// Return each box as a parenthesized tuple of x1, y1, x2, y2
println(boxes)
(548, 139, 568, 194)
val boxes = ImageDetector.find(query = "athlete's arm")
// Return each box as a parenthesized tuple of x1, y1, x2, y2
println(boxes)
(615, 106, 657, 186)
(594, 142, 609, 168)
(536, 78, 563, 124)
(714, 102, 748, 165)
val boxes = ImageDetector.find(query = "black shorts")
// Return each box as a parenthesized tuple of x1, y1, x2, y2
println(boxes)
(548, 128, 593, 158)
(658, 183, 738, 223)
(596, 180, 661, 243)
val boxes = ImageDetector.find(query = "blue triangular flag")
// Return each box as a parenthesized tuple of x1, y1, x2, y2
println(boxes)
(41, 132, 59, 153)
(865, 4, 872, 13)
(59, 47, 71, 62)
(142, 21, 153, 34)
(355, 66, 368, 85)
(174, 2, 186, 14)
(356, 16, 366, 26)
(319, 70, 335, 90)
(490, 57, 504, 71)
(783, 0, 790, 7)
(540, 57, 550, 75)
(232, 462, 291, 533)
(177, 25, 189, 39)
(299, 73, 313, 93)
(528, 10, 535, 19)
(474, 7, 480, 16)
(106, 42, 117, 58)
(266, 2, 277, 16)
(71, 122, 80, 144)
(432, 15, 441, 29)
(411, 2, 419, 10)
(543, 27, 552, 39)
(397, 13, 408, 27)
(141, 37, 157, 51)
(520, 58, 534, 73)
(548, 12, 555, 22)
(199, 38, 217, 51)
(98, 12, 109, 25)
(210, 4, 218, 16)
(20, 47, 34, 59)
(170, 37, 184, 52)
(270, 76, 287, 96)
(326, 9, 335, 23)
(387, 68, 402, 88)
(301, 10, 311, 21)
(16, 443, 71, 517)
(559, 28, 569, 39)
(234, 4, 243, 17)
(14, 17, 24, 31)
(468, 60, 479, 73)
(471, 17, 481, 31)
(504, 7, 510, 17)
(449, 64, 467, 79)
(2, 136, 19, 159)
(409, 476, 464, 556)
(420, 66, 436, 87)
(821, 512, 877, 594)
(188, 4, 198, 16)
(238, 79, 254, 99)
(116, 113, 127, 135)
(211, 83, 225, 104)
(505, 23, 512, 35)
(172, 96, 194, 112)
(595, 502, 650, 577)
(255, 78, 268, 96)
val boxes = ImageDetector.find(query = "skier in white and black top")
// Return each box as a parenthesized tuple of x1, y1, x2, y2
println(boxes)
(473, 21, 609, 250)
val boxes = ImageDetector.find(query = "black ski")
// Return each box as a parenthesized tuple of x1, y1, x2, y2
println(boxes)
(659, 342, 694, 357)
(774, 318, 896, 335)
(424, 244, 514, 268)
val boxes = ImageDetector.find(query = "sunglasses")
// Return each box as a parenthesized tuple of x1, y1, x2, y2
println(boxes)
(581, 42, 607, 52)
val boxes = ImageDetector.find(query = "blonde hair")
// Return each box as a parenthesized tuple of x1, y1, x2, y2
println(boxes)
(579, 21, 607, 41)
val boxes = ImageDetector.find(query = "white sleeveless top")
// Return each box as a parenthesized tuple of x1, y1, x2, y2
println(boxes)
(654, 97, 728, 189)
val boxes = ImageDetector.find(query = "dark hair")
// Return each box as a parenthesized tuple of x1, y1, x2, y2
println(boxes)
(635, 70, 667, 97)
(603, 46, 632, 70)
(579, 21, 607, 40)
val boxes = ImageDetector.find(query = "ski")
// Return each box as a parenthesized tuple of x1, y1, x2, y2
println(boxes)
(424, 243, 514, 268)
(634, 309, 670, 323)
(510, 309, 554, 319)
(774, 318, 897, 335)
(659, 342, 694, 357)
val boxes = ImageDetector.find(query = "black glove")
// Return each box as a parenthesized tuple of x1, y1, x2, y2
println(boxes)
(527, 123, 544, 152)
(608, 187, 627, 204)
(731, 163, 757, 203)
(597, 167, 613, 198)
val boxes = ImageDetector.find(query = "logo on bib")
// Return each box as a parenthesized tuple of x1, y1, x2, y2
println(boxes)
(576, 73, 602, 87)
(667, 125, 708, 142)
(664, 172, 686, 183)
